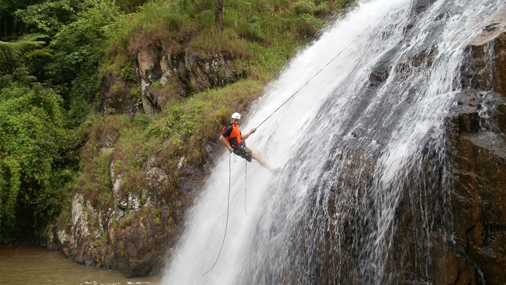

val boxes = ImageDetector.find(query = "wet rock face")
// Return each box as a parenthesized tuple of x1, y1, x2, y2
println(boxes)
(461, 13, 506, 96)
(448, 91, 506, 284)
(383, 18, 506, 285)
(302, 15, 506, 285)
(376, 16, 506, 285)
(445, 20, 506, 284)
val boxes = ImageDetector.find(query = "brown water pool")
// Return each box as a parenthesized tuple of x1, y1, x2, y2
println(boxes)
(0, 246, 160, 285)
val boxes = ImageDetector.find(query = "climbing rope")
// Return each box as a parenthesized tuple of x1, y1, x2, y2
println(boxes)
(245, 161, 248, 216)
(255, 38, 361, 129)
(255, 18, 383, 129)
(202, 153, 233, 276)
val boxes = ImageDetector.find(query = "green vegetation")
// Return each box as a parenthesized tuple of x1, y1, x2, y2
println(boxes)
(0, 84, 75, 241)
(0, 0, 353, 244)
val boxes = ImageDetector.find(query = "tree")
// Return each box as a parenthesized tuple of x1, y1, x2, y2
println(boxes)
(41, 0, 119, 125)
(216, 0, 223, 30)
(0, 34, 48, 74)
(0, 84, 69, 242)
(113, 0, 147, 12)
(14, 0, 80, 37)
(0, 0, 46, 38)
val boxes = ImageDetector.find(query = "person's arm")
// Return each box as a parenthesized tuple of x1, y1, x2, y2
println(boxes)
(219, 135, 234, 152)
(219, 124, 234, 152)
(241, 128, 256, 140)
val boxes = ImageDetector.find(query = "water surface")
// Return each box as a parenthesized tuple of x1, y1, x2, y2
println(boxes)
(0, 247, 159, 285)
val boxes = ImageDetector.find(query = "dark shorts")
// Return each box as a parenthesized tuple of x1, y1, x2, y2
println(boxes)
(233, 144, 252, 162)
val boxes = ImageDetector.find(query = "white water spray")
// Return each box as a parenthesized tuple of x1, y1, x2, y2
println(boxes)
(162, 0, 505, 284)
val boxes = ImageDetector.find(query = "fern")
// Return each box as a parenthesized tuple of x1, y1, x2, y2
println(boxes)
(0, 34, 50, 71)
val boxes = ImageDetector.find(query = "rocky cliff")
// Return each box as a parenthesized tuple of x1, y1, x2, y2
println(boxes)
(368, 11, 506, 285)
(356, 11, 506, 285)
(100, 45, 246, 117)
(444, 14, 506, 284)
(47, 42, 242, 277)
(291, 8, 506, 285)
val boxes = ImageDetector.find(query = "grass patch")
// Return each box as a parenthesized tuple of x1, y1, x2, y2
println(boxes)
(72, 113, 134, 208)
(149, 79, 263, 166)
(101, 0, 353, 82)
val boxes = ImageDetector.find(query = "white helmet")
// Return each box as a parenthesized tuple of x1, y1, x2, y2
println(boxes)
(231, 112, 241, 120)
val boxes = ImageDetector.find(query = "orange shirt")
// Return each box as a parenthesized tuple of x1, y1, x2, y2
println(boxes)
(221, 123, 242, 146)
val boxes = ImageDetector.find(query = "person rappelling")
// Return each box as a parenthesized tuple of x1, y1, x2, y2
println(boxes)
(219, 112, 278, 173)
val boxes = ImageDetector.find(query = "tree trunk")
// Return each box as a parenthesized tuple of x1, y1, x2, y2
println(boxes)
(216, 0, 224, 30)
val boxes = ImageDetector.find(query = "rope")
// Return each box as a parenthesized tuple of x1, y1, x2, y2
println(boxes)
(202, 153, 232, 276)
(255, 15, 386, 129)
(255, 35, 362, 129)
(244, 161, 248, 216)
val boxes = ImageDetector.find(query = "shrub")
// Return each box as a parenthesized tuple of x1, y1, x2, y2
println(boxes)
(0, 84, 69, 242)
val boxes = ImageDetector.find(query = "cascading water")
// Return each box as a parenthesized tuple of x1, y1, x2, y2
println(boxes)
(162, 0, 505, 284)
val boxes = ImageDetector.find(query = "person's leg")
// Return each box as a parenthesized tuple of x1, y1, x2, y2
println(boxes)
(250, 148, 275, 172)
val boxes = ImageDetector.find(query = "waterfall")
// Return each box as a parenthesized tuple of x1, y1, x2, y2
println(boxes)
(162, 0, 505, 284)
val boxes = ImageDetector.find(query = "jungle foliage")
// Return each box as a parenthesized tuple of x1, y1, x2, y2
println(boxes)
(0, 0, 353, 243)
